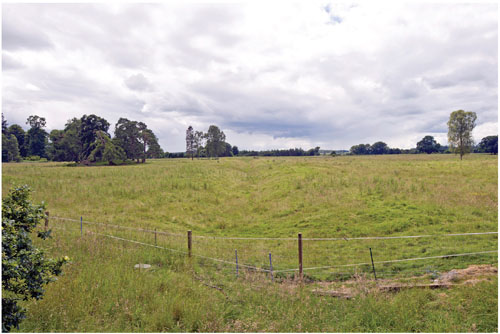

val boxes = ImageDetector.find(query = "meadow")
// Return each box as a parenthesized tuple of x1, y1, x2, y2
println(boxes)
(2, 154, 498, 332)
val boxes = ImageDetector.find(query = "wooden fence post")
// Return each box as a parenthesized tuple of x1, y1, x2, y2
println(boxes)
(269, 252, 274, 282)
(187, 230, 192, 257)
(80, 216, 83, 237)
(298, 233, 303, 281)
(370, 248, 377, 281)
(154, 228, 157, 246)
(44, 211, 49, 232)
(235, 249, 239, 277)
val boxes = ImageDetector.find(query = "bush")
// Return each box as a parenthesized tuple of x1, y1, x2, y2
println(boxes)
(26, 155, 40, 161)
(2, 185, 68, 332)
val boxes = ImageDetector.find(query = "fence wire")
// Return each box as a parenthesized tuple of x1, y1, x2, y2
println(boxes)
(48, 217, 498, 280)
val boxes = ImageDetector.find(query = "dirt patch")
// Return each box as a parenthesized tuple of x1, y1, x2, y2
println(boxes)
(310, 265, 497, 298)
(434, 265, 497, 285)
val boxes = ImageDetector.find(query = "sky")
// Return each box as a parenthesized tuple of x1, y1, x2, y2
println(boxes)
(2, 2, 498, 152)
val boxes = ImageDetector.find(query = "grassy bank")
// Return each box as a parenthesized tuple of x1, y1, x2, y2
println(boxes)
(2, 154, 498, 331)
(16, 229, 498, 332)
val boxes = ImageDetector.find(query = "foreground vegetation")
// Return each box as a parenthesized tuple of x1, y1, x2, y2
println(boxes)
(15, 230, 498, 332)
(2, 154, 497, 331)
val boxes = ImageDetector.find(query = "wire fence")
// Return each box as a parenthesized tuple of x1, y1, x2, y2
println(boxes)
(48, 215, 498, 281)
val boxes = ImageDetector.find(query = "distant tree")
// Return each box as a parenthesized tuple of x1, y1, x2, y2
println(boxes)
(47, 130, 65, 161)
(388, 148, 402, 154)
(350, 144, 371, 155)
(478, 135, 498, 155)
(62, 118, 83, 162)
(2, 185, 68, 332)
(194, 131, 205, 158)
(2, 134, 9, 162)
(88, 130, 126, 165)
(113, 118, 161, 163)
(114, 118, 142, 162)
(146, 134, 164, 159)
(205, 125, 226, 159)
(138, 125, 161, 162)
(46, 118, 83, 162)
(186, 126, 195, 160)
(232, 145, 239, 156)
(306, 146, 321, 156)
(7, 125, 27, 157)
(79, 114, 110, 161)
(369, 141, 389, 155)
(2, 114, 7, 133)
(2, 134, 21, 162)
(447, 110, 477, 160)
(222, 142, 233, 157)
(25, 115, 48, 158)
(416, 135, 440, 154)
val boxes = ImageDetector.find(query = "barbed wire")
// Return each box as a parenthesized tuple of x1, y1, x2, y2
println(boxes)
(274, 250, 498, 273)
(50, 225, 271, 273)
(50, 215, 498, 241)
(49, 224, 497, 276)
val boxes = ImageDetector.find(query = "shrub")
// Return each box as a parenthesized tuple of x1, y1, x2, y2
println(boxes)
(2, 185, 68, 332)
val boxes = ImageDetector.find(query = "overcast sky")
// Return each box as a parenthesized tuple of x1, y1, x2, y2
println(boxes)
(2, 2, 498, 152)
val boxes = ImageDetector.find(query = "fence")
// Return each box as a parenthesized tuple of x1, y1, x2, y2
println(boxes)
(46, 213, 498, 281)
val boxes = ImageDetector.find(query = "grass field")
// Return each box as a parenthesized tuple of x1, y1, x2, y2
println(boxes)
(2, 154, 498, 332)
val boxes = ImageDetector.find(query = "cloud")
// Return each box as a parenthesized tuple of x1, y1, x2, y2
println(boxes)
(2, 53, 26, 70)
(1, 2, 497, 151)
(124, 73, 152, 92)
(2, 6, 53, 50)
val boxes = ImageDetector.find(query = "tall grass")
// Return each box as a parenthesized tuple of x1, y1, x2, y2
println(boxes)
(16, 227, 498, 332)
(2, 154, 498, 332)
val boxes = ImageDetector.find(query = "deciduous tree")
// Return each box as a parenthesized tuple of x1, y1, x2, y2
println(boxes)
(88, 130, 126, 165)
(186, 126, 195, 160)
(478, 135, 498, 155)
(205, 125, 226, 159)
(416, 135, 440, 154)
(7, 124, 27, 157)
(447, 110, 477, 160)
(2, 134, 21, 162)
(25, 115, 48, 158)
(370, 141, 389, 155)
(79, 114, 110, 161)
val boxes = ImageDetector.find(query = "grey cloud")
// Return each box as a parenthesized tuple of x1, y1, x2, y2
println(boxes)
(2, 7, 53, 50)
(124, 74, 152, 91)
(2, 53, 25, 70)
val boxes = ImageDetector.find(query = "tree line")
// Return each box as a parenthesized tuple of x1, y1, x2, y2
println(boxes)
(2, 109, 497, 163)
(2, 114, 163, 164)
(183, 125, 323, 159)
(350, 111, 497, 157)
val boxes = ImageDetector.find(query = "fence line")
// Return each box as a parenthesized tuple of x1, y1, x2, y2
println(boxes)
(48, 224, 496, 277)
(50, 225, 271, 273)
(50, 215, 498, 241)
(51, 216, 183, 237)
(274, 250, 499, 273)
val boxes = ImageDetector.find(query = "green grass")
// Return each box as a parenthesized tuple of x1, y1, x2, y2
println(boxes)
(2, 154, 498, 332)
(15, 229, 499, 332)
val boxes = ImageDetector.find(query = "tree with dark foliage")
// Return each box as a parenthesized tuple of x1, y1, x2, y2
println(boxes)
(79, 114, 110, 161)
(478, 135, 498, 155)
(416, 135, 440, 154)
(25, 115, 48, 158)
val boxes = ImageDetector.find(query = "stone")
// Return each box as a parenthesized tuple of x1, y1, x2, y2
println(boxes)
(134, 263, 152, 270)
